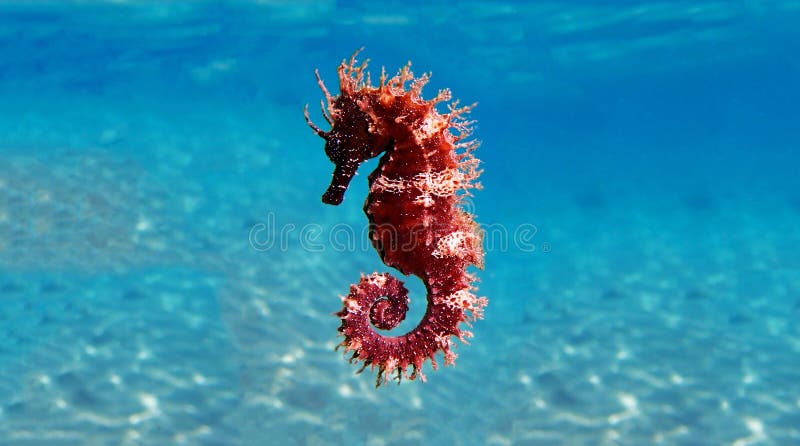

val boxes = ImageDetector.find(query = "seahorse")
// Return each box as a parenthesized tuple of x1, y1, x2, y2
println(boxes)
(305, 50, 487, 386)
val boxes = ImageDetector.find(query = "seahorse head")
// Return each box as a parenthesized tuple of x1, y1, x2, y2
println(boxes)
(306, 95, 387, 205)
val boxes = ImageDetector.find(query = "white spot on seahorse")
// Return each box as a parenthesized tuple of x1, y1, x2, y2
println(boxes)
(433, 230, 479, 258)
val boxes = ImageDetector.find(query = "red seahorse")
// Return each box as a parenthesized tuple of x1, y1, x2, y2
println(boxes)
(305, 50, 487, 386)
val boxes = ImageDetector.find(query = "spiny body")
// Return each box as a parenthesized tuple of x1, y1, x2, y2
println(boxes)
(306, 51, 486, 386)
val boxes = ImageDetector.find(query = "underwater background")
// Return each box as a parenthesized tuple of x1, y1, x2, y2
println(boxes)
(1, 1, 799, 445)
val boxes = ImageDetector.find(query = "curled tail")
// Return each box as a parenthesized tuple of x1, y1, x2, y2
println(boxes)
(337, 272, 486, 386)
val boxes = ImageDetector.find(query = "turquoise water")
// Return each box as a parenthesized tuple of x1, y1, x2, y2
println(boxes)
(1, 1, 800, 444)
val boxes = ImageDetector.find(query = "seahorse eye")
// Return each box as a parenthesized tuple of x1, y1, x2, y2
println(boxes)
(323, 136, 341, 162)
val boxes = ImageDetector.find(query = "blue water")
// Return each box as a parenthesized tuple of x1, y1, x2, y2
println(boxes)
(1, 1, 799, 444)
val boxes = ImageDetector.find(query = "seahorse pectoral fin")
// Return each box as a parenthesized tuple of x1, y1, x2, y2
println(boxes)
(322, 162, 358, 205)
